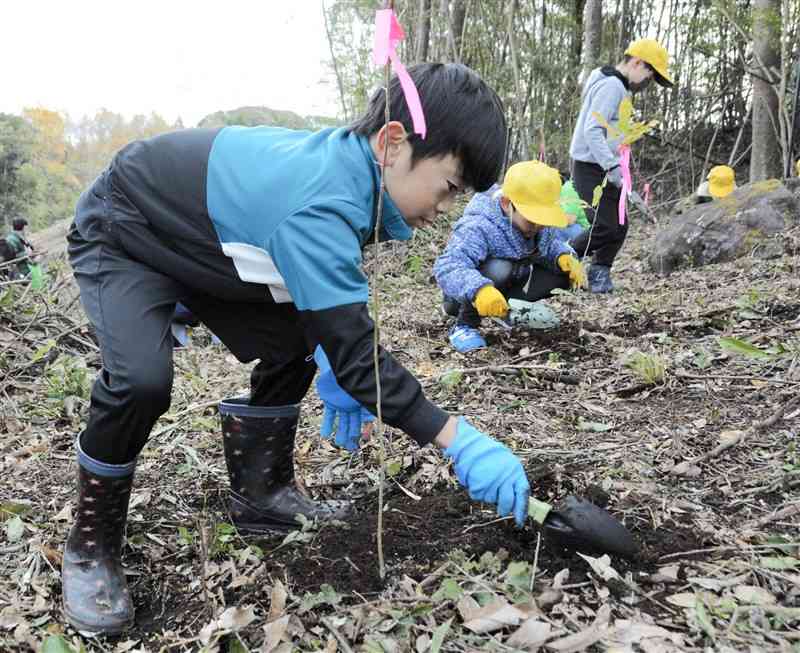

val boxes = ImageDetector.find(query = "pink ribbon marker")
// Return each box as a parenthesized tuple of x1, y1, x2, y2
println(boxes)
(643, 182, 651, 206)
(617, 144, 632, 225)
(373, 9, 427, 139)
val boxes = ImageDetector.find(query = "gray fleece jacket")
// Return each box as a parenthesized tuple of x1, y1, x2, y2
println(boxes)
(569, 66, 630, 171)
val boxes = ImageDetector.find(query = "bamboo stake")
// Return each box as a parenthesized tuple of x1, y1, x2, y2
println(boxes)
(371, 0, 395, 582)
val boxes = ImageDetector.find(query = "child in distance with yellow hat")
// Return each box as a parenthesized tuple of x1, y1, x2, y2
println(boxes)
(695, 165, 736, 202)
(569, 38, 673, 293)
(434, 161, 586, 353)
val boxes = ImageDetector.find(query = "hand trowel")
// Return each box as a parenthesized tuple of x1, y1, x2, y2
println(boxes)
(528, 495, 639, 559)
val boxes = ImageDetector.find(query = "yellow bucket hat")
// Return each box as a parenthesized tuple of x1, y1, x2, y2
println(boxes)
(502, 161, 568, 228)
(625, 39, 673, 88)
(707, 165, 736, 199)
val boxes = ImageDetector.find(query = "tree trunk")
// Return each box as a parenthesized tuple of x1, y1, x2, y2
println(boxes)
(321, 0, 350, 121)
(415, 0, 432, 63)
(572, 0, 586, 74)
(580, 0, 602, 84)
(451, 0, 467, 63)
(615, 0, 630, 59)
(750, 0, 783, 181)
(507, 0, 530, 158)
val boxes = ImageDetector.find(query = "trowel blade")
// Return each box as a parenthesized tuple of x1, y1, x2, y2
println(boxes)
(542, 495, 639, 559)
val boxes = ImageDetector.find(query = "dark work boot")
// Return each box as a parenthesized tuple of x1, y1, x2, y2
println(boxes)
(62, 437, 135, 635)
(220, 398, 351, 533)
(587, 264, 614, 294)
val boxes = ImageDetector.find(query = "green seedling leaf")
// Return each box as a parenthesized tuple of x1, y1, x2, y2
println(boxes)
(432, 578, 463, 602)
(759, 556, 800, 570)
(439, 370, 463, 389)
(31, 339, 56, 363)
(281, 529, 314, 546)
(228, 640, 248, 653)
(505, 561, 532, 595)
(0, 502, 31, 520)
(177, 526, 195, 546)
(591, 111, 621, 138)
(577, 418, 614, 432)
(430, 618, 453, 653)
(42, 636, 78, 653)
(718, 336, 773, 359)
(694, 597, 716, 640)
(592, 181, 606, 208)
(618, 97, 633, 132)
(4, 515, 24, 542)
(300, 583, 342, 612)
(386, 460, 402, 477)
(764, 536, 799, 554)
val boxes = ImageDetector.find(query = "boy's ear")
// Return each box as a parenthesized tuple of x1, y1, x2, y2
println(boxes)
(374, 121, 409, 167)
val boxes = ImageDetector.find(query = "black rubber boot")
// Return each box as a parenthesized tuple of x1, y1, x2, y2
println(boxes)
(62, 436, 135, 635)
(220, 398, 351, 533)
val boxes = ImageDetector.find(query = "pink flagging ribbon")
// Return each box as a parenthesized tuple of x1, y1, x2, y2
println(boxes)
(643, 182, 651, 206)
(373, 9, 427, 139)
(617, 144, 632, 225)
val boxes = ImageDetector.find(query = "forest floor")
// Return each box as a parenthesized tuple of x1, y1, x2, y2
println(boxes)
(1, 206, 799, 652)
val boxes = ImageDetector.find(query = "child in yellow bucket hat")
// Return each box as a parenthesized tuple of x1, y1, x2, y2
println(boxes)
(569, 38, 673, 293)
(707, 165, 736, 199)
(696, 165, 737, 201)
(434, 161, 586, 353)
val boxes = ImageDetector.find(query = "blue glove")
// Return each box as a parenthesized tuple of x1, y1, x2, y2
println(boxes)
(313, 346, 375, 451)
(444, 418, 530, 526)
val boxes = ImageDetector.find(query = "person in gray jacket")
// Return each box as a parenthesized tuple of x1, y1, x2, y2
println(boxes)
(568, 39, 673, 293)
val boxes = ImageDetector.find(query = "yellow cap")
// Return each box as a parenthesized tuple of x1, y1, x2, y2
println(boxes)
(502, 161, 568, 228)
(707, 165, 735, 199)
(625, 39, 673, 87)
(796, 159, 800, 177)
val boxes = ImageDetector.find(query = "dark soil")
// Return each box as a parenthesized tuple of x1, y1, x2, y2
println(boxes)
(255, 485, 705, 597)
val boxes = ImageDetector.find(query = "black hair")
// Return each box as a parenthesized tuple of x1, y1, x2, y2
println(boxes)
(622, 54, 654, 70)
(622, 54, 669, 87)
(12, 217, 27, 231)
(350, 63, 507, 193)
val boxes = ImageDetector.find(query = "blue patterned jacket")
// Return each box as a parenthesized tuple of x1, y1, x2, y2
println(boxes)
(433, 184, 575, 302)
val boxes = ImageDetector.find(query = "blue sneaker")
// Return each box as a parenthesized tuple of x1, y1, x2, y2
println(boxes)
(449, 324, 486, 353)
(587, 264, 614, 294)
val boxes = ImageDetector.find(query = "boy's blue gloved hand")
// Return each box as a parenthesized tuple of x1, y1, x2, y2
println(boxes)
(313, 346, 375, 451)
(444, 418, 530, 526)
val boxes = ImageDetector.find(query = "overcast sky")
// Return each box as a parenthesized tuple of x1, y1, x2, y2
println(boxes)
(1, 1, 342, 127)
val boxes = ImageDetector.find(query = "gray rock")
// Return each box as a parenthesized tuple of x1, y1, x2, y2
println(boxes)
(784, 177, 800, 203)
(647, 180, 800, 274)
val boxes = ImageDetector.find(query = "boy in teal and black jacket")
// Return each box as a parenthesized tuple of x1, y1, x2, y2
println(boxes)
(63, 64, 532, 635)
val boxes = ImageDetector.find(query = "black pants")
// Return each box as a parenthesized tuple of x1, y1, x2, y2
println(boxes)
(569, 160, 627, 267)
(68, 211, 315, 466)
(443, 258, 569, 328)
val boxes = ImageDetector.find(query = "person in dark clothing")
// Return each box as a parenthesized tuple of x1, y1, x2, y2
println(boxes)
(62, 63, 532, 634)
(3, 217, 34, 278)
(568, 39, 674, 293)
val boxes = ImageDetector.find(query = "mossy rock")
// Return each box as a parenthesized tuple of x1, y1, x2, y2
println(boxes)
(648, 179, 799, 274)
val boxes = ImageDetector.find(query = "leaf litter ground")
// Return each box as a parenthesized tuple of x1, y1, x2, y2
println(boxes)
(1, 215, 799, 651)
